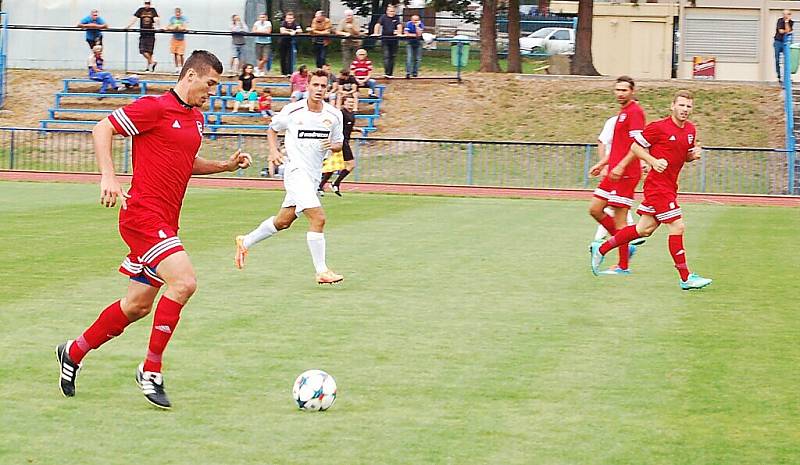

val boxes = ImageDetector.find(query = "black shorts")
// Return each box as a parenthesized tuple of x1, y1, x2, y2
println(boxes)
(342, 142, 354, 161)
(86, 37, 102, 49)
(139, 35, 155, 54)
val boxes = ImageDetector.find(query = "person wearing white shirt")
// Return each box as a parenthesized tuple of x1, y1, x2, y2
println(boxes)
(235, 69, 345, 284)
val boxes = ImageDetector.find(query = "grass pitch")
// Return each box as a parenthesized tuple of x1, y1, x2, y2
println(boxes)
(0, 182, 798, 465)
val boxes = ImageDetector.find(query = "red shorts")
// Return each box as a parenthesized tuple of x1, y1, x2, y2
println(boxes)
(118, 221, 185, 288)
(593, 175, 638, 208)
(636, 192, 682, 223)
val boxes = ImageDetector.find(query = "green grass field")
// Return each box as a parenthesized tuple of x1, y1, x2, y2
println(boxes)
(1, 181, 798, 465)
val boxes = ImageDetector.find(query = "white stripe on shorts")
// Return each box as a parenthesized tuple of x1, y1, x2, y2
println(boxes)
(655, 208, 682, 222)
(140, 237, 182, 264)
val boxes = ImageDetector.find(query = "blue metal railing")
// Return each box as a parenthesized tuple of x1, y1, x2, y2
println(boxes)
(0, 12, 8, 109)
(782, 34, 796, 194)
(0, 128, 794, 196)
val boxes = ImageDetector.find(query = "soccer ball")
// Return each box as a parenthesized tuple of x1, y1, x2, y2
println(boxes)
(292, 369, 337, 411)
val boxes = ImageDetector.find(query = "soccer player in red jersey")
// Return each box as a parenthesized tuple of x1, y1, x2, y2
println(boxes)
(56, 50, 252, 409)
(588, 76, 647, 275)
(590, 90, 712, 290)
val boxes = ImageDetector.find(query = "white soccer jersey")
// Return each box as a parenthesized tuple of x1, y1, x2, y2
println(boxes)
(597, 115, 617, 156)
(270, 100, 344, 181)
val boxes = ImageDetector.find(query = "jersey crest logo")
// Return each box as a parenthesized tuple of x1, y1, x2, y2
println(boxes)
(619, 113, 627, 122)
(669, 135, 676, 141)
(322, 118, 334, 128)
(196, 121, 204, 137)
(172, 120, 181, 129)
(158, 230, 167, 239)
(687, 134, 694, 144)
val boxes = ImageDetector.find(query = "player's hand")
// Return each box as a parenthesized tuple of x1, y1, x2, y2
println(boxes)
(227, 149, 252, 171)
(589, 163, 605, 177)
(268, 148, 284, 166)
(688, 146, 703, 161)
(600, 165, 609, 177)
(320, 139, 332, 151)
(99, 174, 130, 210)
(609, 165, 624, 181)
(652, 159, 668, 173)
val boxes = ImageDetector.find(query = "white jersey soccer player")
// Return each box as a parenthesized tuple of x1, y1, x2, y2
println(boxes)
(235, 69, 346, 284)
(593, 115, 635, 242)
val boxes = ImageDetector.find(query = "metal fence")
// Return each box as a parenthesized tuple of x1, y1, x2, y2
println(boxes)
(0, 127, 794, 196)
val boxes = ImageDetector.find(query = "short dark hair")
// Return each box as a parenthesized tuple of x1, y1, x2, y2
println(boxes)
(616, 75, 635, 89)
(309, 68, 329, 80)
(179, 50, 223, 80)
(339, 69, 350, 76)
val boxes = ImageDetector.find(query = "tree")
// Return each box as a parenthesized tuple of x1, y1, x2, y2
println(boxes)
(480, 0, 500, 72)
(571, 0, 599, 75)
(506, 0, 522, 73)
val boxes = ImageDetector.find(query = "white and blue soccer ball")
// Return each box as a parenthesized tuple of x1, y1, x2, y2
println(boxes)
(292, 369, 337, 411)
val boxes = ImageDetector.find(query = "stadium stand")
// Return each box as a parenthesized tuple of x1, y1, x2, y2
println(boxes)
(41, 77, 386, 136)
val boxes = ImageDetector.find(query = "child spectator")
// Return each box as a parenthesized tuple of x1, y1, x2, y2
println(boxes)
(350, 48, 378, 98)
(331, 68, 358, 108)
(233, 64, 258, 112)
(289, 64, 309, 102)
(258, 88, 274, 119)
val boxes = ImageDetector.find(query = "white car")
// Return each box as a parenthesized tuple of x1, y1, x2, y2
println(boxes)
(519, 27, 575, 55)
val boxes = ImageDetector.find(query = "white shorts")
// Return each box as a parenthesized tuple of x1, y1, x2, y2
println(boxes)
(281, 167, 321, 215)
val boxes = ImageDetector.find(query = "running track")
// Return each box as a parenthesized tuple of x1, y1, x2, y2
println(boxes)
(1, 171, 798, 207)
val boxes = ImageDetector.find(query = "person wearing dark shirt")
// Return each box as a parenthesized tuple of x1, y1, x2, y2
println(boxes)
(319, 94, 357, 196)
(774, 9, 794, 83)
(127, 0, 160, 73)
(279, 11, 303, 76)
(233, 64, 258, 112)
(332, 68, 358, 107)
(77, 9, 108, 49)
(372, 4, 403, 77)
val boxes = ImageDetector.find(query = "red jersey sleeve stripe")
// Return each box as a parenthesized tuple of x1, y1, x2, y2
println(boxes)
(111, 108, 139, 136)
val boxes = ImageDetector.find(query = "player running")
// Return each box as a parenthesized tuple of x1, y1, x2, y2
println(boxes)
(235, 68, 345, 284)
(588, 76, 646, 275)
(55, 51, 252, 409)
(590, 90, 712, 290)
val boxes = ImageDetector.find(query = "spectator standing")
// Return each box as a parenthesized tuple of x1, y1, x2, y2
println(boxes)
(289, 64, 309, 102)
(127, 0, 160, 73)
(404, 15, 424, 78)
(372, 4, 402, 77)
(350, 48, 378, 98)
(233, 64, 258, 112)
(336, 9, 362, 67)
(167, 7, 188, 74)
(279, 11, 302, 77)
(774, 9, 794, 84)
(308, 10, 332, 69)
(252, 13, 273, 76)
(231, 15, 249, 76)
(87, 45, 123, 94)
(77, 9, 108, 50)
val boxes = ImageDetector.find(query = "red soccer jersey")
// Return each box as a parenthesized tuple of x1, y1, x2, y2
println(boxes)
(108, 90, 204, 230)
(608, 100, 646, 179)
(350, 58, 373, 79)
(639, 116, 697, 195)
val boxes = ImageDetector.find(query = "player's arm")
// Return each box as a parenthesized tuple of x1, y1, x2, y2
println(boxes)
(92, 118, 130, 209)
(266, 128, 284, 165)
(609, 150, 636, 180)
(192, 150, 252, 175)
(630, 142, 667, 173)
(687, 132, 702, 162)
(126, 16, 138, 29)
(325, 113, 345, 153)
(590, 144, 609, 177)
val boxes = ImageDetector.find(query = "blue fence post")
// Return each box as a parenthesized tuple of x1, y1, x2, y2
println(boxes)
(582, 144, 592, 188)
(122, 138, 130, 173)
(9, 130, 14, 169)
(466, 142, 474, 184)
(700, 150, 707, 192)
(783, 34, 796, 194)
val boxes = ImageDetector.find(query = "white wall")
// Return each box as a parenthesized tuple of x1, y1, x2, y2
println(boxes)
(4, 0, 256, 71)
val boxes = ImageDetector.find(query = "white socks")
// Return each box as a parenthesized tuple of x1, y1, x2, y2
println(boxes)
(243, 216, 278, 248)
(306, 231, 328, 273)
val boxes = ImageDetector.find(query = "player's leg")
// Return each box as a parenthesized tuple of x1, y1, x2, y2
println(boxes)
(664, 218, 712, 290)
(591, 214, 658, 276)
(236, 206, 298, 269)
(612, 205, 631, 272)
(134, 251, 196, 409)
(57, 280, 158, 397)
(589, 196, 617, 236)
(303, 206, 342, 284)
(593, 206, 615, 242)
(332, 157, 355, 196)
(319, 171, 334, 192)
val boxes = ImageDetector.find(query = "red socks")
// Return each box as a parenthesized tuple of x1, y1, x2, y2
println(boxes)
(69, 300, 132, 364)
(597, 214, 618, 235)
(669, 235, 690, 281)
(600, 225, 641, 255)
(142, 296, 183, 373)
